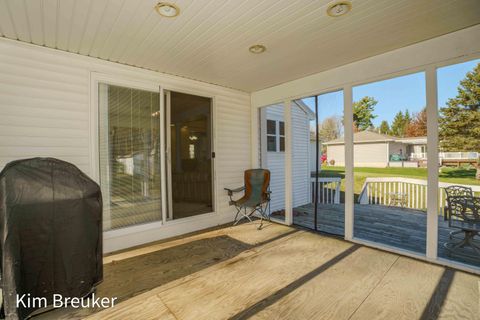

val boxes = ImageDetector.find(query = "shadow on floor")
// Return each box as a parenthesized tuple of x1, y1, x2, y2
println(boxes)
(228, 244, 361, 320)
(420, 268, 455, 320)
(35, 226, 298, 319)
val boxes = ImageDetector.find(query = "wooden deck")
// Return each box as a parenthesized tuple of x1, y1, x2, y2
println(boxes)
(34, 222, 479, 320)
(293, 203, 480, 267)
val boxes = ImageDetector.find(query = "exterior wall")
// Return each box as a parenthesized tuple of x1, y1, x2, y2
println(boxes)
(310, 140, 317, 172)
(326, 144, 345, 166)
(0, 38, 251, 253)
(327, 142, 389, 167)
(264, 104, 311, 211)
(264, 105, 285, 212)
(355, 143, 388, 167)
(291, 104, 311, 208)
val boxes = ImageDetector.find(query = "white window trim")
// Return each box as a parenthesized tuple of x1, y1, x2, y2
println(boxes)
(266, 119, 285, 152)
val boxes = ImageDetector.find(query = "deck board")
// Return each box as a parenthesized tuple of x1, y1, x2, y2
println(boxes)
(33, 222, 479, 320)
(293, 203, 480, 267)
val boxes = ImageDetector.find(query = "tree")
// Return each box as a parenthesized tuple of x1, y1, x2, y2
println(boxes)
(439, 62, 480, 152)
(439, 62, 480, 180)
(379, 120, 390, 135)
(318, 116, 342, 142)
(353, 96, 377, 131)
(390, 111, 405, 137)
(389, 109, 412, 137)
(405, 108, 427, 137)
(404, 110, 411, 133)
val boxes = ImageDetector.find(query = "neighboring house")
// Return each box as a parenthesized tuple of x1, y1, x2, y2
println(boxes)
(323, 131, 427, 168)
(260, 101, 315, 212)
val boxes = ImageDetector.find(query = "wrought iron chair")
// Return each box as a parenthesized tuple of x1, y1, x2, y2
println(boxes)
(444, 195, 480, 256)
(224, 169, 271, 230)
(444, 185, 474, 240)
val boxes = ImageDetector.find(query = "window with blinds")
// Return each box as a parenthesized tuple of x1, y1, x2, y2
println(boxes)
(98, 83, 162, 230)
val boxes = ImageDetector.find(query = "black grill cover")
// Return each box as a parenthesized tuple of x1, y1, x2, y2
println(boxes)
(0, 158, 103, 319)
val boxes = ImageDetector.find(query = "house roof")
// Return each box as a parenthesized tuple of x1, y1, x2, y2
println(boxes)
(396, 136, 428, 144)
(323, 131, 396, 145)
(323, 131, 428, 146)
(293, 100, 316, 120)
(323, 131, 428, 145)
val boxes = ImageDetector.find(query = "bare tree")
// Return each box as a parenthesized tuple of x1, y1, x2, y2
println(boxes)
(318, 116, 343, 143)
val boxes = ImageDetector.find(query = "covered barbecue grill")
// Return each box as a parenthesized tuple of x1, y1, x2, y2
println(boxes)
(0, 158, 103, 319)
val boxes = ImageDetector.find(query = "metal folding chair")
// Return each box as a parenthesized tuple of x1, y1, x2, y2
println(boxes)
(224, 169, 271, 230)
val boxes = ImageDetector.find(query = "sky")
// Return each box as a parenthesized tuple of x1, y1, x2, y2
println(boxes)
(300, 59, 480, 128)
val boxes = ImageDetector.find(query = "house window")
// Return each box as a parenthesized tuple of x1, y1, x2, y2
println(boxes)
(266, 119, 285, 152)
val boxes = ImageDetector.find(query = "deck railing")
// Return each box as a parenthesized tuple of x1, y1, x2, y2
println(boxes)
(409, 152, 427, 160)
(358, 177, 480, 213)
(409, 152, 478, 161)
(311, 177, 341, 204)
(439, 151, 479, 160)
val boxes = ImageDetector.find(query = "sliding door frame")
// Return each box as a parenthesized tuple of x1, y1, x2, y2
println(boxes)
(90, 73, 165, 237)
(162, 87, 217, 224)
(90, 73, 218, 245)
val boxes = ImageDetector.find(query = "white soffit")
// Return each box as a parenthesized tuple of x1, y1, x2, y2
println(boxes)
(0, 0, 479, 92)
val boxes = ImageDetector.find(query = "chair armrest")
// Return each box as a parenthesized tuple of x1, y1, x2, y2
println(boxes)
(224, 186, 245, 196)
(265, 190, 272, 201)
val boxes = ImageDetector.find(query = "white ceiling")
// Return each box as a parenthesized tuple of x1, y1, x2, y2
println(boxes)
(0, 0, 479, 92)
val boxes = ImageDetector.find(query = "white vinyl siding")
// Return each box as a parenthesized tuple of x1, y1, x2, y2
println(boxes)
(264, 105, 285, 212)
(0, 39, 251, 252)
(291, 103, 310, 208)
(264, 104, 311, 211)
(354, 143, 388, 167)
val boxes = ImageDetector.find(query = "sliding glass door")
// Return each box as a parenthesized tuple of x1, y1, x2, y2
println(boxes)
(99, 83, 214, 231)
(165, 90, 214, 220)
(99, 83, 162, 230)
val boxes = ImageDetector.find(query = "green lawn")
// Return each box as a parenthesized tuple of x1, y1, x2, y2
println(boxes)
(318, 166, 480, 198)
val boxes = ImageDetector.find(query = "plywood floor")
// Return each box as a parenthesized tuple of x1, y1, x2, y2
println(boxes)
(35, 222, 479, 320)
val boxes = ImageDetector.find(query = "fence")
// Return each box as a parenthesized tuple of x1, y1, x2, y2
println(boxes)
(311, 177, 341, 204)
(358, 177, 480, 213)
(409, 152, 479, 161)
(439, 152, 479, 160)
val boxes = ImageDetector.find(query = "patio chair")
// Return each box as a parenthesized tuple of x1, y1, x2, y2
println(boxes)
(444, 185, 474, 239)
(444, 195, 480, 256)
(224, 169, 271, 230)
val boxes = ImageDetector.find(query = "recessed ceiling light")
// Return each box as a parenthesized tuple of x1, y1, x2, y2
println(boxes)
(249, 44, 266, 54)
(326, 1, 351, 17)
(155, 2, 180, 18)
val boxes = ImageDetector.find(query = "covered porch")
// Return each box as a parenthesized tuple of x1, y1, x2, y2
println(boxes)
(0, 0, 480, 319)
(37, 222, 479, 319)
